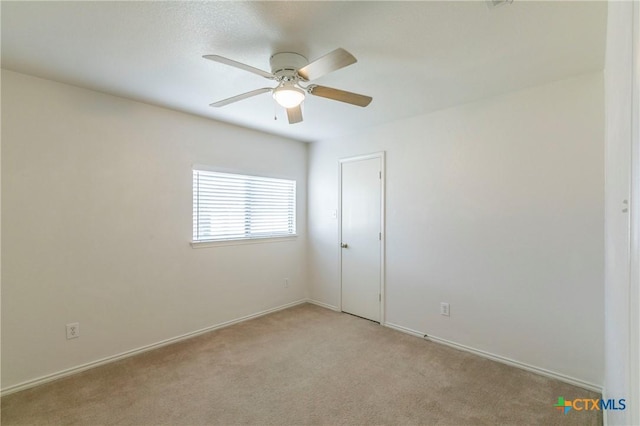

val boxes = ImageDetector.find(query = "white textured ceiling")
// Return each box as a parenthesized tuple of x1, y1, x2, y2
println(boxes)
(1, 1, 606, 143)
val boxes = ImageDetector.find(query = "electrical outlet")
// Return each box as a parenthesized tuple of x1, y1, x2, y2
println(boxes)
(440, 303, 450, 317)
(284, 278, 289, 288)
(66, 322, 80, 339)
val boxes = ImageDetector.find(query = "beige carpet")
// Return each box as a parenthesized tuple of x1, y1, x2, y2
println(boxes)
(2, 303, 601, 425)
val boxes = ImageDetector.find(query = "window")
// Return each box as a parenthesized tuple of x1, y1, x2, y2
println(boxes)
(192, 169, 296, 243)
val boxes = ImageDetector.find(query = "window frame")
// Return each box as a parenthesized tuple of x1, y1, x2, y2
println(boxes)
(191, 166, 297, 248)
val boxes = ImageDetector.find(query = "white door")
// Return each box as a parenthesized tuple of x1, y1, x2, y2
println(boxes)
(340, 154, 383, 322)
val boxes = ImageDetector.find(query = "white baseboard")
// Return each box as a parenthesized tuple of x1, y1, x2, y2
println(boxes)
(1, 299, 307, 397)
(384, 322, 602, 393)
(306, 298, 340, 311)
(4, 302, 601, 398)
(383, 322, 425, 338)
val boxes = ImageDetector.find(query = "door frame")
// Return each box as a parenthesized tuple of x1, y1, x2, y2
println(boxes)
(338, 151, 386, 324)
(629, 2, 639, 422)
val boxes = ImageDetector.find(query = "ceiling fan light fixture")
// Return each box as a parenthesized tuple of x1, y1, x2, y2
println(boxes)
(273, 85, 305, 108)
(205, 48, 372, 124)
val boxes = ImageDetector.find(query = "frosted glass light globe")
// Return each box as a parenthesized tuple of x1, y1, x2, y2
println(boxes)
(273, 86, 305, 108)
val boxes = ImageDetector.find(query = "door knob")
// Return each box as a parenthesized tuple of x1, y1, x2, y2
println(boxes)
(341, 243, 348, 248)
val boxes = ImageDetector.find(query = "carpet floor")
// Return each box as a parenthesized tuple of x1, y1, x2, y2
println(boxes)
(1, 303, 601, 425)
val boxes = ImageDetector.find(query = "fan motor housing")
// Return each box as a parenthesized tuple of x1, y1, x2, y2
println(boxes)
(270, 52, 308, 80)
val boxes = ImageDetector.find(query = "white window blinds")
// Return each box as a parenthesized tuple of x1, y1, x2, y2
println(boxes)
(193, 169, 296, 242)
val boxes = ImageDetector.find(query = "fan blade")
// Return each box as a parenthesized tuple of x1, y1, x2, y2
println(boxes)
(203, 55, 275, 79)
(287, 105, 303, 124)
(308, 85, 372, 107)
(209, 88, 272, 107)
(297, 48, 357, 81)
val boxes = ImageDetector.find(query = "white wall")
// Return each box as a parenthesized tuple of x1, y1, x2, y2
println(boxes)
(1, 66, 608, 394)
(308, 72, 604, 387)
(604, 1, 640, 424)
(1, 70, 308, 390)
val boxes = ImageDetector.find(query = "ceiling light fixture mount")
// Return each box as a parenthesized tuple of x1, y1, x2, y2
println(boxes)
(270, 53, 308, 108)
(269, 52, 309, 109)
(269, 52, 308, 78)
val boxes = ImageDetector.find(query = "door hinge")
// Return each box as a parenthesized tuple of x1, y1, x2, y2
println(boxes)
(379, 171, 382, 179)
(379, 293, 381, 302)
(379, 232, 382, 240)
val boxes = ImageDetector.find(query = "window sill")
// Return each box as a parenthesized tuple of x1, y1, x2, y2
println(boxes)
(190, 235, 298, 249)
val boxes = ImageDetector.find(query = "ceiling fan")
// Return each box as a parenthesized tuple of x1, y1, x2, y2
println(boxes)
(203, 48, 372, 124)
